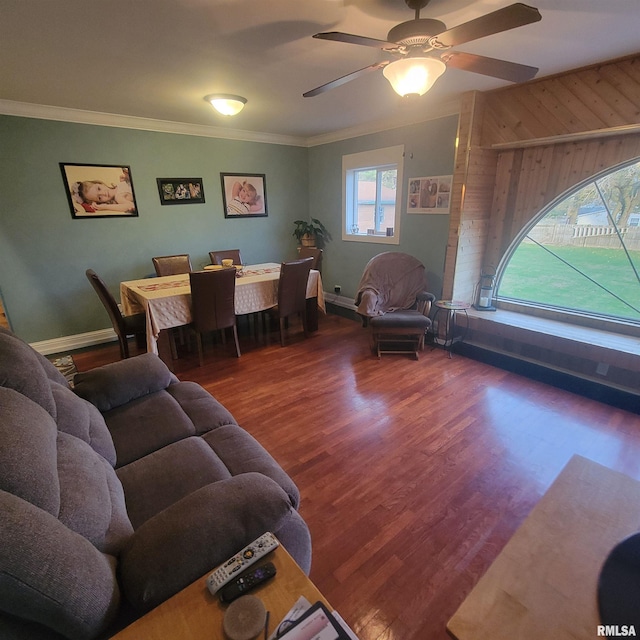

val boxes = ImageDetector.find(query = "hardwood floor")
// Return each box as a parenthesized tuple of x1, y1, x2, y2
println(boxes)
(71, 313, 640, 640)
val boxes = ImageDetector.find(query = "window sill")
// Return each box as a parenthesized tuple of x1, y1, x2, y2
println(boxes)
(462, 307, 640, 403)
(497, 300, 640, 339)
(467, 307, 640, 359)
(342, 234, 399, 245)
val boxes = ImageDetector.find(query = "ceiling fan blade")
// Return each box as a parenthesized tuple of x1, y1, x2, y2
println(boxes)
(313, 31, 399, 51)
(303, 61, 390, 97)
(444, 51, 539, 83)
(431, 3, 541, 49)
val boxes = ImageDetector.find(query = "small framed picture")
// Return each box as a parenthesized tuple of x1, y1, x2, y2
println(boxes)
(60, 163, 139, 219)
(156, 178, 205, 205)
(221, 173, 268, 218)
(407, 175, 452, 214)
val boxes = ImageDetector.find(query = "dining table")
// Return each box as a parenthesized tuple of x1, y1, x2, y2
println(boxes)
(120, 262, 325, 361)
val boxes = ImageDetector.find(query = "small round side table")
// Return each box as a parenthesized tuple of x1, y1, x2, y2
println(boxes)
(433, 300, 471, 358)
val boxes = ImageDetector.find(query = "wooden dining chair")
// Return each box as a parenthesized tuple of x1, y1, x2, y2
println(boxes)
(297, 247, 322, 272)
(209, 249, 243, 266)
(189, 268, 240, 366)
(151, 254, 192, 356)
(268, 257, 313, 346)
(152, 254, 192, 276)
(85, 269, 146, 359)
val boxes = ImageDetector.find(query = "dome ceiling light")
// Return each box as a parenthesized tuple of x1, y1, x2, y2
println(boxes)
(204, 94, 247, 116)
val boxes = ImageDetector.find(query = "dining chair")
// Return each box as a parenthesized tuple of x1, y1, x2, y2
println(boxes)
(85, 269, 146, 360)
(297, 247, 323, 272)
(209, 249, 243, 266)
(151, 254, 193, 355)
(152, 254, 192, 277)
(189, 268, 240, 366)
(268, 257, 313, 347)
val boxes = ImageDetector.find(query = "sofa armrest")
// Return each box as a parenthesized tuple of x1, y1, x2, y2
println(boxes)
(119, 473, 297, 611)
(0, 490, 120, 639)
(74, 353, 177, 412)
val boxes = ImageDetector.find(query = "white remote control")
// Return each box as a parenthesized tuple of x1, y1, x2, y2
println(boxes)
(206, 532, 279, 595)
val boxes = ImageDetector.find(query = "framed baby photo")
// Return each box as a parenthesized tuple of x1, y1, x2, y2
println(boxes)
(156, 178, 205, 205)
(60, 163, 139, 219)
(221, 173, 268, 218)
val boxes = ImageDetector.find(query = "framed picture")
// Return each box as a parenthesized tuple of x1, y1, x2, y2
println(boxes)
(60, 163, 139, 219)
(407, 175, 452, 214)
(221, 173, 268, 218)
(156, 178, 205, 205)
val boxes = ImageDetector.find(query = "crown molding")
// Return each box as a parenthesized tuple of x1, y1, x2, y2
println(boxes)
(0, 97, 460, 148)
(304, 97, 461, 147)
(0, 100, 308, 147)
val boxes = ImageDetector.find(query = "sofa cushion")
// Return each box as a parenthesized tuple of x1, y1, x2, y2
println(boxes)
(103, 389, 199, 467)
(117, 437, 232, 529)
(51, 382, 117, 466)
(0, 331, 56, 419)
(57, 431, 133, 555)
(35, 350, 71, 388)
(202, 425, 300, 508)
(0, 490, 121, 640)
(119, 473, 298, 612)
(0, 329, 117, 466)
(74, 353, 176, 412)
(165, 381, 237, 434)
(0, 388, 60, 517)
(370, 309, 431, 331)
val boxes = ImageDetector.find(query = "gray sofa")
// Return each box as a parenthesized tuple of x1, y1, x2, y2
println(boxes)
(0, 328, 311, 639)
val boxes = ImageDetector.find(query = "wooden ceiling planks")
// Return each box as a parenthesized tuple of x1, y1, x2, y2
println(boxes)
(480, 54, 640, 148)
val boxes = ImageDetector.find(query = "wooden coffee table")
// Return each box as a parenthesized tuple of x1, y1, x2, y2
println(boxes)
(112, 544, 330, 639)
(447, 455, 640, 640)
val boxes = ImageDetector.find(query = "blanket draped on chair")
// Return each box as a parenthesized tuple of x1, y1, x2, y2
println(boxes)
(355, 252, 428, 317)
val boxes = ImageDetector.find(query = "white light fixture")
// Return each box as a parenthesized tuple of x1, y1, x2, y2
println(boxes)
(204, 94, 247, 116)
(382, 57, 446, 97)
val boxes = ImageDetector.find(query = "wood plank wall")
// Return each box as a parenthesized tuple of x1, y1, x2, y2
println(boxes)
(443, 54, 640, 395)
(486, 135, 640, 271)
(446, 52, 640, 302)
(444, 92, 498, 302)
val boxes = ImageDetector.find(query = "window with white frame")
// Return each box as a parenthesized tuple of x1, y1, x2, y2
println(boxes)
(342, 145, 404, 244)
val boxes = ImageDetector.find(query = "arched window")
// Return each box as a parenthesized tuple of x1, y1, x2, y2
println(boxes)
(498, 158, 640, 324)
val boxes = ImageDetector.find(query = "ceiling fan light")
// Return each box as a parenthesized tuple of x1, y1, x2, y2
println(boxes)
(383, 57, 446, 97)
(204, 94, 247, 116)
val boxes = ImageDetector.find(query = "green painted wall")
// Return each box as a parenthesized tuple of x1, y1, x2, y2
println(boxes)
(0, 115, 308, 342)
(0, 112, 458, 343)
(307, 115, 459, 301)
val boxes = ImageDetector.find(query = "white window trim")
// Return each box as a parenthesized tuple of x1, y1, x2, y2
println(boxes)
(342, 145, 404, 245)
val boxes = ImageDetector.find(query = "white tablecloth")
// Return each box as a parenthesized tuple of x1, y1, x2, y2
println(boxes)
(120, 263, 325, 354)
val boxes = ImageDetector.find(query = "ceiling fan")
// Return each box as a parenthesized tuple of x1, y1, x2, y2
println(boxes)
(303, 1, 542, 98)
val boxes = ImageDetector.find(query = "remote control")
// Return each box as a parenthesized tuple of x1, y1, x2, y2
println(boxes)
(206, 532, 279, 594)
(219, 562, 277, 603)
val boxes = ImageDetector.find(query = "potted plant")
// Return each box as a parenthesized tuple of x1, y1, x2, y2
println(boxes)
(293, 218, 332, 248)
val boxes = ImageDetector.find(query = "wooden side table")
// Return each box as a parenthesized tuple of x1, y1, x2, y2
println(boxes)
(111, 545, 331, 640)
